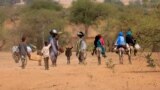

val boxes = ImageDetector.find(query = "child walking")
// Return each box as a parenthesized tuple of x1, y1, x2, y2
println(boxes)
(41, 41, 51, 70)
(18, 36, 30, 69)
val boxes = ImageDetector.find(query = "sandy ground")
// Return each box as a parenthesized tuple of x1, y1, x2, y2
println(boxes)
(0, 52, 160, 90)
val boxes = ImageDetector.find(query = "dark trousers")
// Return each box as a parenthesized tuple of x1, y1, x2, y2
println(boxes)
(44, 57, 49, 70)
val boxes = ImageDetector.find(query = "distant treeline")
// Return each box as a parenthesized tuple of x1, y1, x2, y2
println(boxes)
(0, 0, 160, 51)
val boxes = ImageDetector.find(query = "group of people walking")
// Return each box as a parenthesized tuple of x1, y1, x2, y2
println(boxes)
(16, 28, 138, 70)
(114, 30, 137, 53)
(18, 29, 60, 69)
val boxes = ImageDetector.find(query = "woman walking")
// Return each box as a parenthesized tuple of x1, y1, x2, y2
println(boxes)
(49, 29, 59, 67)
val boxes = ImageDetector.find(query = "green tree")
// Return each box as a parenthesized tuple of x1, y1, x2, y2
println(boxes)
(17, 0, 65, 49)
(28, 0, 62, 11)
(0, 7, 7, 39)
(70, 0, 108, 37)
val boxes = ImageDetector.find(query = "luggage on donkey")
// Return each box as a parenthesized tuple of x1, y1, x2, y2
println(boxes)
(135, 43, 141, 50)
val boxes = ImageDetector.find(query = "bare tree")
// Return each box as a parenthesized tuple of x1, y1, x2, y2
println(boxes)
(0, 40, 5, 50)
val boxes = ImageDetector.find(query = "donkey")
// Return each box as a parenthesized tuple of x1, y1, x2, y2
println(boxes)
(65, 47, 73, 64)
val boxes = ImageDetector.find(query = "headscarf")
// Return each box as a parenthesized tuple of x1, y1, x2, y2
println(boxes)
(118, 32, 123, 36)
(126, 31, 132, 36)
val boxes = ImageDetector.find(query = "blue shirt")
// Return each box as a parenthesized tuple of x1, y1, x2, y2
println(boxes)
(115, 36, 126, 45)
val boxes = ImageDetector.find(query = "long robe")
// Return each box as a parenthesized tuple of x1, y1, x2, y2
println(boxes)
(50, 37, 58, 64)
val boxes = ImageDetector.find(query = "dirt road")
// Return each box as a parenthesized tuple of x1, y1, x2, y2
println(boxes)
(0, 52, 160, 90)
